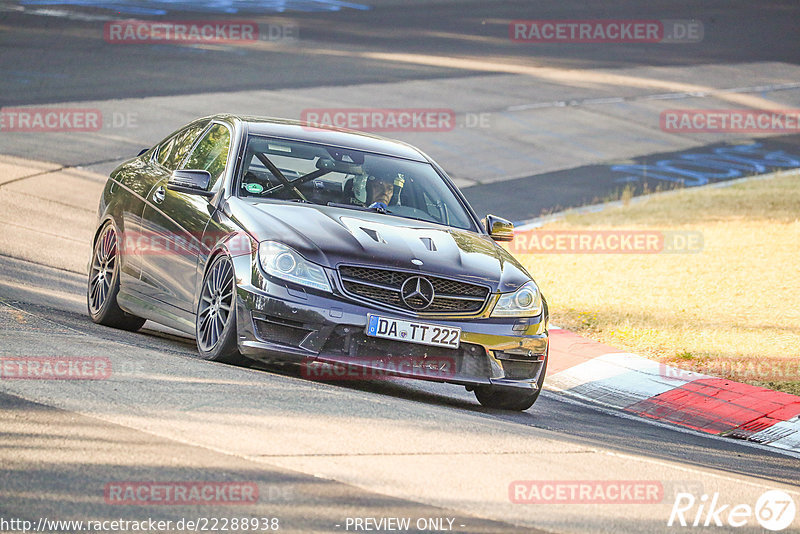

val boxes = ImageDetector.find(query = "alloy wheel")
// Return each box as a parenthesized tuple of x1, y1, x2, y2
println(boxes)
(88, 225, 118, 315)
(197, 256, 235, 351)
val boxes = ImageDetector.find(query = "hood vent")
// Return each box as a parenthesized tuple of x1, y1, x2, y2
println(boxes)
(360, 227, 384, 243)
(420, 237, 436, 251)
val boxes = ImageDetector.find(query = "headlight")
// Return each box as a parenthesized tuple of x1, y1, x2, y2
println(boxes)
(258, 242, 331, 292)
(491, 281, 542, 317)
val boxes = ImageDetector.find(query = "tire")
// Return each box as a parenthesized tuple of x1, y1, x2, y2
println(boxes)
(196, 253, 250, 365)
(474, 356, 548, 411)
(87, 222, 146, 331)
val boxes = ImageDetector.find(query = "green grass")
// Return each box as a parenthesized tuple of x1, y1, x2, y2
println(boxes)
(511, 171, 800, 394)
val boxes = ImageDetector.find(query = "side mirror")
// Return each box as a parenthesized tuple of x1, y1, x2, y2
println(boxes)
(485, 214, 514, 242)
(167, 169, 214, 198)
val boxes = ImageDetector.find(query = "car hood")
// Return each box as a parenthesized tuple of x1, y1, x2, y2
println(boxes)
(227, 198, 532, 292)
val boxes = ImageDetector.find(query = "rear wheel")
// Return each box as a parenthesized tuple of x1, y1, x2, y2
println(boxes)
(196, 254, 249, 365)
(87, 223, 146, 331)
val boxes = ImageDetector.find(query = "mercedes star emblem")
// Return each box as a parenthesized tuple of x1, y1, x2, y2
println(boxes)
(400, 276, 435, 310)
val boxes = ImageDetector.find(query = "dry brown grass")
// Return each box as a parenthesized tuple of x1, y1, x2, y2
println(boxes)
(513, 172, 800, 394)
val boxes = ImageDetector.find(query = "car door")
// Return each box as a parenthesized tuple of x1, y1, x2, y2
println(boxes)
(110, 157, 160, 294)
(120, 120, 206, 297)
(139, 122, 233, 320)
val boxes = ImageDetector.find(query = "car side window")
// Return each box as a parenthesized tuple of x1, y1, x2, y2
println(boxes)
(181, 123, 231, 190)
(155, 135, 177, 167)
(156, 123, 206, 171)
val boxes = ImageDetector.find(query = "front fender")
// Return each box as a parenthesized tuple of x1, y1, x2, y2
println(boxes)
(193, 231, 257, 313)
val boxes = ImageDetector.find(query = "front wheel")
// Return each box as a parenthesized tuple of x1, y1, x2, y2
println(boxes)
(474, 356, 548, 411)
(196, 254, 249, 366)
(87, 222, 146, 331)
(474, 385, 541, 411)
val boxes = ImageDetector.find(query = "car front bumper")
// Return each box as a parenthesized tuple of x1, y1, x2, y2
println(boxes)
(232, 255, 549, 390)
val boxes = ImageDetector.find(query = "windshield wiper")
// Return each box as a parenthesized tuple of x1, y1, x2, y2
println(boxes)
(325, 203, 443, 226)
(326, 202, 392, 214)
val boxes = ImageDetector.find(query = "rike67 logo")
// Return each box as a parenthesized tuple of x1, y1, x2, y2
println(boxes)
(668, 489, 797, 531)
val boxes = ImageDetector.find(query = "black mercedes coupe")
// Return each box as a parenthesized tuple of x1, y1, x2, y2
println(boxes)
(87, 115, 549, 410)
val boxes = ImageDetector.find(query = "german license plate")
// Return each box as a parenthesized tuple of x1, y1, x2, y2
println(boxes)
(366, 314, 461, 349)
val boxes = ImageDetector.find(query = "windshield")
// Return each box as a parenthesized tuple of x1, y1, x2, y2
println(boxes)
(236, 135, 476, 231)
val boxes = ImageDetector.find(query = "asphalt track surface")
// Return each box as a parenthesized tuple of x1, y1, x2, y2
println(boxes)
(1, 1, 800, 532)
(3, 0, 800, 215)
(2, 0, 799, 106)
(2, 255, 800, 532)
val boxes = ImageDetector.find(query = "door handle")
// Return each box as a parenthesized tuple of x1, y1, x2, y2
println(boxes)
(153, 185, 166, 204)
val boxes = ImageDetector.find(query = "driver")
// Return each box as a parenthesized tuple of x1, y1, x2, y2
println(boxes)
(362, 165, 404, 212)
(365, 173, 395, 211)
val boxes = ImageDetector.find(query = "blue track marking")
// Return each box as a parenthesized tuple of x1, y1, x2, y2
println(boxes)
(19, 0, 371, 14)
